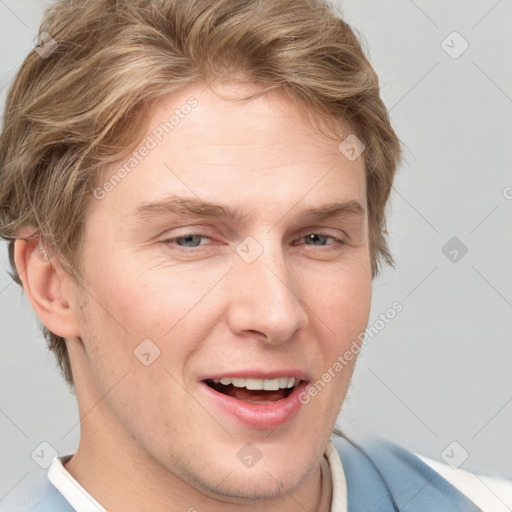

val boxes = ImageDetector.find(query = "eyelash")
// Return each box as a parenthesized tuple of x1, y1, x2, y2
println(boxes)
(162, 232, 347, 250)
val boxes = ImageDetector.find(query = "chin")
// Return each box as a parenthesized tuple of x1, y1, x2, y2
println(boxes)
(177, 440, 320, 503)
(196, 464, 312, 503)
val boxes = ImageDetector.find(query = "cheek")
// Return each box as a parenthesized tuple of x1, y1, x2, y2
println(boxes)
(82, 250, 191, 337)
(305, 263, 372, 392)
(74, 286, 200, 438)
(77, 257, 229, 395)
(309, 260, 372, 327)
(305, 271, 370, 420)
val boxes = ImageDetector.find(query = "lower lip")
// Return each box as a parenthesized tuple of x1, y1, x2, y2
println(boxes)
(200, 381, 308, 430)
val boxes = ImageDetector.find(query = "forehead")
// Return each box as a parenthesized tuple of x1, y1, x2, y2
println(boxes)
(149, 82, 352, 163)
(90, 82, 367, 225)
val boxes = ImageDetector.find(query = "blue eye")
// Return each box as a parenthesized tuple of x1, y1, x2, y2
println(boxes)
(169, 234, 210, 247)
(304, 234, 332, 246)
(162, 232, 345, 252)
(302, 233, 342, 246)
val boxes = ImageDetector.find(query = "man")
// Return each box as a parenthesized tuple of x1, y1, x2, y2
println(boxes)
(0, 0, 509, 510)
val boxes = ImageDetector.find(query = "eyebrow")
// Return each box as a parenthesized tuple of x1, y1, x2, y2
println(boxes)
(132, 195, 365, 224)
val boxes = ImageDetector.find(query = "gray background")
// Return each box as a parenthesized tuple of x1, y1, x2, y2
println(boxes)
(1, 0, 511, 503)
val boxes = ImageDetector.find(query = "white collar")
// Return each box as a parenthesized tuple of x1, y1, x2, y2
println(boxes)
(48, 440, 348, 512)
(48, 455, 105, 511)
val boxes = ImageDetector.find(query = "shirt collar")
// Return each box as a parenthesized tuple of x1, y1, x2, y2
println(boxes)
(48, 454, 105, 511)
(326, 439, 349, 511)
(48, 440, 348, 512)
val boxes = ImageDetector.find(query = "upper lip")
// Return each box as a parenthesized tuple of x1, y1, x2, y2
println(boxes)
(200, 369, 310, 382)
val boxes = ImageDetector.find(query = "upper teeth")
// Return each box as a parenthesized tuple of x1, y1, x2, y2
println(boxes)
(216, 377, 296, 390)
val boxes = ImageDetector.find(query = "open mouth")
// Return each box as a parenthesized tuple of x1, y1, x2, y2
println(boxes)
(203, 377, 303, 403)
(200, 374, 309, 429)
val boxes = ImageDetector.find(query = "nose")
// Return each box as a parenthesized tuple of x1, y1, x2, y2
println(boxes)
(226, 241, 309, 344)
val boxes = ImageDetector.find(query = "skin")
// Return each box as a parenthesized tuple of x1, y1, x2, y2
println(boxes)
(15, 82, 372, 511)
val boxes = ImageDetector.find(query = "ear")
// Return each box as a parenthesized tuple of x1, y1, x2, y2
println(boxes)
(13, 229, 81, 339)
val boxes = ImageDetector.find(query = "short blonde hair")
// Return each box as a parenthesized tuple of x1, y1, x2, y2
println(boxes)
(0, 0, 401, 386)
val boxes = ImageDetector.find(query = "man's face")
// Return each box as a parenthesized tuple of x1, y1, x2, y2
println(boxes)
(71, 83, 371, 501)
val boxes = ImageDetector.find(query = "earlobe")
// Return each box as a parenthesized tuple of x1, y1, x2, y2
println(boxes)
(13, 232, 81, 340)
